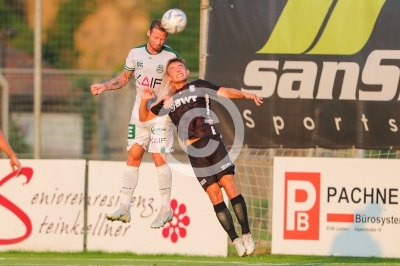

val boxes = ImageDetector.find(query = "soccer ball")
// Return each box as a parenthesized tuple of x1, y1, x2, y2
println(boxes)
(161, 9, 187, 34)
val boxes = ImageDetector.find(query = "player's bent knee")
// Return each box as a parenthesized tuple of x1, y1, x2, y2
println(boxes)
(220, 178, 239, 198)
(127, 145, 145, 166)
(206, 184, 224, 204)
(152, 153, 168, 166)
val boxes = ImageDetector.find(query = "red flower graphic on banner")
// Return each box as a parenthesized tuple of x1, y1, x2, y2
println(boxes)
(0, 168, 34, 245)
(162, 199, 190, 243)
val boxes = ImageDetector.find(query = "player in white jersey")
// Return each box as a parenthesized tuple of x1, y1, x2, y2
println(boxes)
(90, 19, 178, 229)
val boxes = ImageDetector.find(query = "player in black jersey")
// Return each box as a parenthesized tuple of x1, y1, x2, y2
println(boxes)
(139, 58, 263, 257)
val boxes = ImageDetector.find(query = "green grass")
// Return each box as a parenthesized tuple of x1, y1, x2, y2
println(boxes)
(1, 248, 400, 266)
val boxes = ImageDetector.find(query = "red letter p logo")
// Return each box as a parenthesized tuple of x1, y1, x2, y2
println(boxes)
(284, 172, 320, 240)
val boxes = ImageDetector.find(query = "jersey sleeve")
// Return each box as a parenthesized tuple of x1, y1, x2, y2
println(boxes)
(163, 45, 179, 58)
(150, 101, 163, 115)
(124, 49, 135, 71)
(150, 101, 170, 117)
(192, 79, 221, 98)
(193, 79, 220, 91)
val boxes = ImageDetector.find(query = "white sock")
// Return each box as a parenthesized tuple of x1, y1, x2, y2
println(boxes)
(120, 165, 139, 210)
(156, 164, 172, 210)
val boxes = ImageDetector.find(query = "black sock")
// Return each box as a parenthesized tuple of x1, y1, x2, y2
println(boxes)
(231, 194, 250, 235)
(213, 201, 239, 242)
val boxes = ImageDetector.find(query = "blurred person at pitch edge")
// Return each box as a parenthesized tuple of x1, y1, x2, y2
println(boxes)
(90, 20, 178, 229)
(139, 58, 262, 257)
(0, 129, 22, 176)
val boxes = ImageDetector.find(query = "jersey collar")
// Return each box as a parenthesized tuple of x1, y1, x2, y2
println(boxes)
(145, 44, 165, 55)
(175, 83, 190, 94)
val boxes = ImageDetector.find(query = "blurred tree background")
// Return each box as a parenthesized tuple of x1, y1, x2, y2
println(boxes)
(0, 0, 201, 159)
(0, 0, 200, 71)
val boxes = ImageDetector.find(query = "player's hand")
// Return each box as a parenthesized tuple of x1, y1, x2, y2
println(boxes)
(10, 156, 21, 176)
(90, 84, 106, 96)
(244, 93, 263, 106)
(142, 87, 155, 100)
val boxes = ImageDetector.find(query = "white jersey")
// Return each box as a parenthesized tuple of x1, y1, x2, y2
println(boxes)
(124, 44, 178, 120)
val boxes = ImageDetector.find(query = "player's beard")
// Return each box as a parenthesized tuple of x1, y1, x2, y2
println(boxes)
(149, 42, 162, 53)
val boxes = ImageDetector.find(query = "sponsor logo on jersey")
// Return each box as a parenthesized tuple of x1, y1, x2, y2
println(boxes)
(157, 64, 165, 74)
(189, 85, 195, 92)
(151, 137, 166, 143)
(140, 76, 163, 88)
(137, 61, 143, 69)
(221, 162, 233, 170)
(173, 95, 198, 109)
(151, 125, 167, 135)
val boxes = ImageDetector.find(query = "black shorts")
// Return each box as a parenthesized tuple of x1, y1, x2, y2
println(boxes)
(187, 134, 235, 191)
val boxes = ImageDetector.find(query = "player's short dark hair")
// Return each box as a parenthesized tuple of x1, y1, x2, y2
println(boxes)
(166, 57, 186, 73)
(149, 19, 168, 34)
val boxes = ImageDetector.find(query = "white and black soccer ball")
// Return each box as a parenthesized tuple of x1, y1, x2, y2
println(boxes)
(161, 8, 187, 34)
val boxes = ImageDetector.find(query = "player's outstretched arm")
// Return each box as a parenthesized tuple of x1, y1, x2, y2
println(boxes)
(139, 88, 157, 122)
(0, 130, 22, 176)
(90, 69, 133, 96)
(217, 87, 263, 106)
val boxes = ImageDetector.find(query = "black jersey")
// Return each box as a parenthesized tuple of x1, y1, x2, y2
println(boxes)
(151, 79, 221, 141)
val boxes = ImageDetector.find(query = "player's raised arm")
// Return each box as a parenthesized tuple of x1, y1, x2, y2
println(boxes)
(90, 69, 134, 96)
(217, 87, 263, 106)
(139, 88, 157, 122)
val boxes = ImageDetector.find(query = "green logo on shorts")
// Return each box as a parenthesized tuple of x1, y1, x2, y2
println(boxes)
(128, 124, 136, 139)
(160, 146, 165, 153)
(151, 125, 166, 135)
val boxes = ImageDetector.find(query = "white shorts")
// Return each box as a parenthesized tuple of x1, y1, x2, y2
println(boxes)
(127, 115, 174, 153)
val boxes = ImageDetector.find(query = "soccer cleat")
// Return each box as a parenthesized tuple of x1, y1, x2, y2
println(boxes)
(150, 209, 173, 229)
(105, 208, 131, 223)
(242, 233, 255, 255)
(233, 237, 246, 257)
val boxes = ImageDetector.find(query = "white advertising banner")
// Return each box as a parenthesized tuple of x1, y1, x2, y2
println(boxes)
(0, 159, 86, 251)
(272, 157, 400, 258)
(87, 161, 228, 256)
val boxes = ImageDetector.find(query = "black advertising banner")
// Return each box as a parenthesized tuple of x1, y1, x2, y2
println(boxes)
(205, 0, 400, 149)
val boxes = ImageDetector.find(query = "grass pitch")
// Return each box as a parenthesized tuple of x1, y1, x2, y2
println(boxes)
(1, 247, 400, 266)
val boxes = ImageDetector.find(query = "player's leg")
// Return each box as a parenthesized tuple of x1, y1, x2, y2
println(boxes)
(152, 153, 171, 211)
(149, 152, 173, 228)
(106, 122, 148, 223)
(219, 177, 251, 240)
(205, 182, 245, 257)
(219, 175, 255, 255)
(148, 119, 174, 228)
(212, 134, 255, 255)
(188, 136, 245, 256)
(206, 183, 236, 238)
